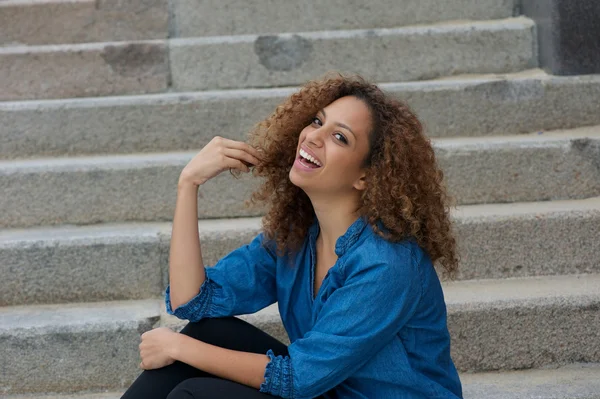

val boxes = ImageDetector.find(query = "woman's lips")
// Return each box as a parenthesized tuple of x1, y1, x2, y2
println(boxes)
(294, 156, 321, 171)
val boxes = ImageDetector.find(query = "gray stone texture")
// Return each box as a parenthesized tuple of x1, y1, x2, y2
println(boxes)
(1, 131, 599, 228)
(172, 0, 517, 37)
(438, 127, 600, 205)
(521, 0, 600, 75)
(0, 153, 263, 228)
(0, 41, 169, 101)
(0, 300, 160, 395)
(2, 71, 600, 159)
(461, 363, 600, 399)
(170, 18, 536, 90)
(445, 274, 600, 371)
(454, 197, 600, 280)
(0, 0, 168, 45)
(2, 199, 599, 306)
(0, 224, 166, 306)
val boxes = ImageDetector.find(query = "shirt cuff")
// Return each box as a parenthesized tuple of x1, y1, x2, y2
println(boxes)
(259, 349, 295, 398)
(164, 275, 215, 322)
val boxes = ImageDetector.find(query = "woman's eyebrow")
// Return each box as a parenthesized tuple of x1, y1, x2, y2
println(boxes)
(319, 109, 356, 139)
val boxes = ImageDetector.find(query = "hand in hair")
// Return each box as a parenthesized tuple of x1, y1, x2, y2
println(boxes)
(179, 136, 263, 187)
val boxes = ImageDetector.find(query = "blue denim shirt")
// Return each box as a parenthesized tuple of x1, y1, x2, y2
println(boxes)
(165, 216, 463, 399)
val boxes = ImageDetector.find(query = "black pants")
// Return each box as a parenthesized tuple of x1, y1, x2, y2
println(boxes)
(121, 317, 330, 399)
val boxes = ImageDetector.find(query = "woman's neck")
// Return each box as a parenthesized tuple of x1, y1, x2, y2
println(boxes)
(311, 195, 361, 256)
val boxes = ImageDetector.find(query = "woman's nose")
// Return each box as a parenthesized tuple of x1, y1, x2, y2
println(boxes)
(306, 127, 326, 146)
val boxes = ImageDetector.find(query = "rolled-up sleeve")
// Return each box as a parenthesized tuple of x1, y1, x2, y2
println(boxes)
(260, 244, 423, 399)
(165, 232, 278, 322)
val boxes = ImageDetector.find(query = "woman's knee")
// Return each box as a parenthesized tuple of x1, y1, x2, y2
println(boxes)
(166, 378, 197, 399)
(166, 378, 263, 399)
(178, 317, 240, 345)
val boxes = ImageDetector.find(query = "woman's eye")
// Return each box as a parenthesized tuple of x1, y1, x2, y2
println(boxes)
(334, 133, 348, 144)
(312, 117, 322, 126)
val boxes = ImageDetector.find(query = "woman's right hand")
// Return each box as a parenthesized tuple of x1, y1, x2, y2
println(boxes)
(178, 136, 263, 187)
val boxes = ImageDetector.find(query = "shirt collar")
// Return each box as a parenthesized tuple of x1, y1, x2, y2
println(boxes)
(308, 214, 369, 257)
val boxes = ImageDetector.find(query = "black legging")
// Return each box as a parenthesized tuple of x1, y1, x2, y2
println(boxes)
(121, 317, 330, 399)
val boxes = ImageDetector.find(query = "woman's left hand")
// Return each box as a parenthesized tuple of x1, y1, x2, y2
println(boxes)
(139, 327, 179, 370)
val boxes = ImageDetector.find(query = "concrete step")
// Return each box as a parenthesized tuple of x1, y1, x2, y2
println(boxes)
(0, 17, 534, 100)
(170, 17, 536, 91)
(0, 299, 161, 395)
(460, 364, 600, 399)
(2, 70, 599, 159)
(0, 0, 168, 46)
(1, 129, 599, 228)
(0, 40, 169, 101)
(3, 275, 599, 394)
(7, 364, 600, 398)
(172, 0, 517, 37)
(2, 198, 599, 306)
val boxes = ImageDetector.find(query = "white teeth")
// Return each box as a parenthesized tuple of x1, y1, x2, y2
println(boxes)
(299, 149, 322, 167)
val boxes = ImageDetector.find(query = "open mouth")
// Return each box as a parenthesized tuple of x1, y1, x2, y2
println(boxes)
(297, 148, 322, 168)
(296, 155, 321, 169)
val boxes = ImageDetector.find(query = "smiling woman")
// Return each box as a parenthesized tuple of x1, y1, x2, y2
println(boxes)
(120, 73, 462, 399)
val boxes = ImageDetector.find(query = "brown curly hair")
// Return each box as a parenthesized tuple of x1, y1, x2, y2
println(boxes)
(245, 73, 459, 278)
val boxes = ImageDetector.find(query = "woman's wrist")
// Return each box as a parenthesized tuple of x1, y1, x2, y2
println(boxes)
(178, 173, 203, 190)
(169, 332, 187, 361)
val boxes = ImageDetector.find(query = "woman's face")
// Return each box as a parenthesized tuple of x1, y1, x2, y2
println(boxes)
(289, 95, 372, 196)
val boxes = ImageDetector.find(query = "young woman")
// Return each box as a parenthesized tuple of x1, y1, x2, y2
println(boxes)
(121, 74, 463, 399)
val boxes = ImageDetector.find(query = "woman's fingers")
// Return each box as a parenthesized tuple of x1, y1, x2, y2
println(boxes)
(220, 138, 263, 161)
(223, 148, 261, 167)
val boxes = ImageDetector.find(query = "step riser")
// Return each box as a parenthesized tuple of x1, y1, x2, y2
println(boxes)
(0, 0, 168, 46)
(0, 164, 261, 228)
(0, 19, 534, 100)
(173, 0, 517, 37)
(448, 298, 600, 371)
(0, 41, 169, 101)
(170, 19, 536, 91)
(0, 224, 260, 306)
(2, 201, 599, 306)
(0, 231, 165, 306)
(438, 135, 600, 205)
(0, 300, 160, 395)
(2, 74, 600, 158)
(0, 0, 514, 46)
(1, 136, 599, 229)
(454, 207, 600, 280)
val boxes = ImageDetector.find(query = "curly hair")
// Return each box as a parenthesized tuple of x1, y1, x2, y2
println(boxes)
(245, 73, 459, 278)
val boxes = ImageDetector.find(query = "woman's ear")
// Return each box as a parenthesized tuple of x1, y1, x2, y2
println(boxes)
(353, 173, 367, 191)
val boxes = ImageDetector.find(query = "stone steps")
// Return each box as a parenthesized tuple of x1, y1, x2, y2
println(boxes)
(172, 0, 517, 37)
(2, 274, 599, 394)
(0, 0, 516, 46)
(0, 0, 168, 46)
(2, 70, 600, 159)
(169, 17, 536, 91)
(0, 299, 161, 395)
(0, 17, 535, 100)
(2, 197, 599, 306)
(6, 363, 600, 398)
(1, 128, 599, 228)
(0, 40, 170, 101)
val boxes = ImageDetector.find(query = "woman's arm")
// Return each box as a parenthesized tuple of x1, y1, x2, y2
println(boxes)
(168, 180, 205, 310)
(172, 333, 270, 389)
(168, 136, 263, 310)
